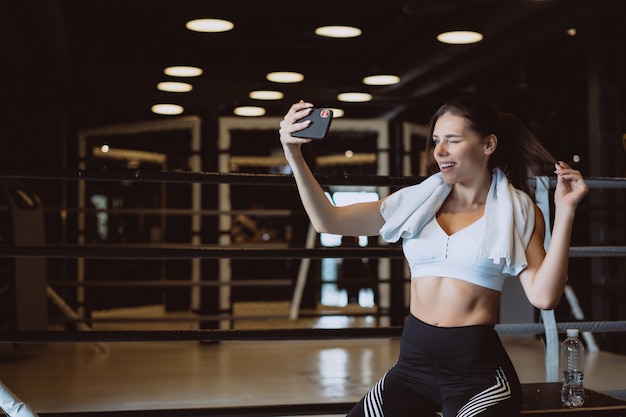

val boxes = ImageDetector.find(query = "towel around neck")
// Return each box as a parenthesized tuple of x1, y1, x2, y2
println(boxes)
(379, 168, 535, 276)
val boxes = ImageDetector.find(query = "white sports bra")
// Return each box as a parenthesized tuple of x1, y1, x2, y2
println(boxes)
(402, 214, 510, 291)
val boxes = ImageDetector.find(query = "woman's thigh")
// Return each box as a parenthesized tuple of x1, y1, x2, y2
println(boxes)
(346, 364, 440, 417)
(441, 365, 522, 417)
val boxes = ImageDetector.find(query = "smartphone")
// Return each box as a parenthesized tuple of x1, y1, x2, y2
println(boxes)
(292, 108, 334, 140)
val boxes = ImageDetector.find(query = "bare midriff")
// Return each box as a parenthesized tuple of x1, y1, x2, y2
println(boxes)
(410, 276, 501, 327)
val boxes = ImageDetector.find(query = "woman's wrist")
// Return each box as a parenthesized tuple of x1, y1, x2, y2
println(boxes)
(554, 204, 576, 220)
(282, 144, 304, 162)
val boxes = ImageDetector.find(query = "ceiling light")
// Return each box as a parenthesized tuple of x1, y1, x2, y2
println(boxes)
(329, 108, 344, 118)
(151, 104, 184, 115)
(234, 106, 266, 116)
(164, 66, 203, 77)
(186, 18, 234, 33)
(157, 82, 193, 92)
(266, 72, 304, 83)
(437, 30, 483, 44)
(363, 74, 400, 86)
(315, 26, 362, 38)
(567, 28, 577, 36)
(337, 92, 372, 102)
(249, 90, 284, 100)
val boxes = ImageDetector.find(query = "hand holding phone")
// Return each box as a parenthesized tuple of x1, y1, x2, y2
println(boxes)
(292, 108, 334, 140)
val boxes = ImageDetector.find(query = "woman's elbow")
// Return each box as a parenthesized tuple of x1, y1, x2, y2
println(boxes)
(534, 301, 559, 311)
(529, 294, 561, 311)
(310, 217, 339, 234)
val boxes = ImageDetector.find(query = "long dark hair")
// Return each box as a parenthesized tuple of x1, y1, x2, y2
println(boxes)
(426, 96, 555, 196)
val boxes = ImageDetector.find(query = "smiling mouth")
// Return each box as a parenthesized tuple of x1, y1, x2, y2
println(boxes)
(439, 162, 455, 169)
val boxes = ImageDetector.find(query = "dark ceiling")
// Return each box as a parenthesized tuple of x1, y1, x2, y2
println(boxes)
(2, 0, 624, 132)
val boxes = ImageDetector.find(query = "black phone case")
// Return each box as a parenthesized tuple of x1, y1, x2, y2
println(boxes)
(292, 108, 334, 140)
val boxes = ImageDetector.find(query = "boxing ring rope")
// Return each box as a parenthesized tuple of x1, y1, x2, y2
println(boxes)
(3, 244, 626, 259)
(2, 168, 625, 188)
(2, 321, 625, 344)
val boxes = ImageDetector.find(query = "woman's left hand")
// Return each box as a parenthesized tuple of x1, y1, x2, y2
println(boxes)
(554, 161, 589, 209)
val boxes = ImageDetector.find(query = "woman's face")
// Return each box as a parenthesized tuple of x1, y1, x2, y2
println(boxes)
(431, 113, 493, 185)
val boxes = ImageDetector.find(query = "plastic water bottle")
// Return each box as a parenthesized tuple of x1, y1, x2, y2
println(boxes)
(560, 328, 585, 407)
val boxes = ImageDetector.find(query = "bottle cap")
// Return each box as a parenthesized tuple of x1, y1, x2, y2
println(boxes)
(566, 329, 579, 337)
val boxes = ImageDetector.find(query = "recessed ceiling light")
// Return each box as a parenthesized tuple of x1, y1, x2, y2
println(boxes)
(363, 75, 401, 86)
(337, 92, 372, 102)
(266, 71, 304, 83)
(186, 18, 234, 33)
(151, 104, 184, 115)
(249, 90, 284, 100)
(234, 106, 266, 116)
(566, 28, 577, 36)
(329, 108, 344, 118)
(315, 25, 362, 38)
(157, 82, 193, 92)
(164, 66, 203, 77)
(436, 30, 483, 44)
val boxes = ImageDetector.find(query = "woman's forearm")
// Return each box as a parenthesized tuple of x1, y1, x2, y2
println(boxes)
(283, 145, 338, 233)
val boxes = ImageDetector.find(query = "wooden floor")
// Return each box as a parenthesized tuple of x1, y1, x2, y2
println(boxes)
(1, 315, 626, 415)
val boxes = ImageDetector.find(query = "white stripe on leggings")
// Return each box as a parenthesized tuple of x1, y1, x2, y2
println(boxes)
(364, 372, 386, 417)
(456, 367, 512, 417)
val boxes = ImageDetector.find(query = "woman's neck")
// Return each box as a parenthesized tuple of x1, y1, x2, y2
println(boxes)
(450, 175, 492, 207)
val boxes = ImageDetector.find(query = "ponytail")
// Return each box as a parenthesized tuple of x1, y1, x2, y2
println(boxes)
(492, 112, 555, 196)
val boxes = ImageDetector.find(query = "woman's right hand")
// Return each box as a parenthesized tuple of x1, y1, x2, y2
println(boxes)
(279, 100, 315, 155)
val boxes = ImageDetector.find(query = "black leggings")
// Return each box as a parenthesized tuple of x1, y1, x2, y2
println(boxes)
(347, 314, 522, 417)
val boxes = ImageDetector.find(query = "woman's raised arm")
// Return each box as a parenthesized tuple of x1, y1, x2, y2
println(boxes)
(279, 101, 384, 237)
(519, 161, 589, 310)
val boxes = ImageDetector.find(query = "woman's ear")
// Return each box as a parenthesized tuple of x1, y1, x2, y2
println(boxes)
(484, 134, 497, 155)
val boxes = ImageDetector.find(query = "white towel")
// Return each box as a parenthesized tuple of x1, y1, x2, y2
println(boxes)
(0, 380, 38, 417)
(380, 168, 535, 276)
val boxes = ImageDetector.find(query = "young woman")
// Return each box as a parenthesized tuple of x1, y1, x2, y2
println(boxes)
(279, 96, 588, 416)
